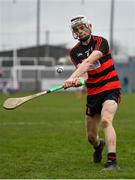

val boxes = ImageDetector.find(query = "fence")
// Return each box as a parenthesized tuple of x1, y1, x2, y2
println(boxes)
(0, 57, 75, 92)
(0, 56, 135, 92)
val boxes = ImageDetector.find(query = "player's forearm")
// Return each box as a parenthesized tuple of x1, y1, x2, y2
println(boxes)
(70, 50, 102, 78)
(87, 50, 103, 64)
(79, 72, 88, 81)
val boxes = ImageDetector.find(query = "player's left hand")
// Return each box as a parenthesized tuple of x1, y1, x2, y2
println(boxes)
(63, 77, 74, 89)
(73, 78, 82, 87)
(63, 77, 81, 89)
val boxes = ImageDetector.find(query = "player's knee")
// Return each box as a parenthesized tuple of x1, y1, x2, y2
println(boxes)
(101, 117, 112, 128)
(87, 133, 97, 145)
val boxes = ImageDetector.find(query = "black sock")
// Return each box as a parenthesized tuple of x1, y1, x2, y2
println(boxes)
(107, 152, 116, 162)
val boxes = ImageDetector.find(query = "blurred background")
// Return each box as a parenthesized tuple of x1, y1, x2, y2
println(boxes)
(0, 0, 135, 93)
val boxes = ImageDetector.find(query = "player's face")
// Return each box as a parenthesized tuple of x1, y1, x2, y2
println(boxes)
(73, 24, 91, 41)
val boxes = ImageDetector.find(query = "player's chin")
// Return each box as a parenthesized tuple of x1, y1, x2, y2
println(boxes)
(79, 35, 90, 41)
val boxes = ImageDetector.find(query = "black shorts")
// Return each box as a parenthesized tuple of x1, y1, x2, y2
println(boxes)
(86, 89, 121, 117)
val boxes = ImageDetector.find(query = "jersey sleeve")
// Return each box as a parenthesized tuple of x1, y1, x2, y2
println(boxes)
(94, 37, 109, 55)
(69, 49, 78, 67)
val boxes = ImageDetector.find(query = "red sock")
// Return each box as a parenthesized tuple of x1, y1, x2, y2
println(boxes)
(108, 152, 116, 162)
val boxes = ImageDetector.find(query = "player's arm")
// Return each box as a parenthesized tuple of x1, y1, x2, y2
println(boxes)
(64, 50, 102, 88)
(72, 64, 88, 87)
(71, 50, 102, 77)
(76, 64, 88, 79)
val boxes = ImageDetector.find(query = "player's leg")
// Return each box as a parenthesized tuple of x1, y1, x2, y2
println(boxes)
(101, 100, 117, 152)
(86, 114, 105, 163)
(86, 114, 100, 146)
(101, 99, 120, 170)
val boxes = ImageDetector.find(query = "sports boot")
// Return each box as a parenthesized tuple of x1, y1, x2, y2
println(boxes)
(101, 161, 120, 171)
(93, 139, 105, 163)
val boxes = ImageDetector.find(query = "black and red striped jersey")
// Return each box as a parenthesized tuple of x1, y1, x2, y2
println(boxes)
(69, 35, 121, 95)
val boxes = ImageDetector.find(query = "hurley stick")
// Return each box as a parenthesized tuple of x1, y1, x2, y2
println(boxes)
(3, 79, 85, 110)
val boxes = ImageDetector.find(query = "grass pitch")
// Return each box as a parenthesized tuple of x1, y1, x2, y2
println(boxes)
(0, 91, 135, 179)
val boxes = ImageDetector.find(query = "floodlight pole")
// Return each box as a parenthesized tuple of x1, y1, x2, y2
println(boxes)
(110, 0, 115, 52)
(11, 0, 18, 90)
(36, 0, 40, 47)
(36, 0, 41, 91)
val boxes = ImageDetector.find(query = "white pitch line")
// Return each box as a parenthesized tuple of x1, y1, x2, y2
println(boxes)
(0, 122, 49, 126)
(0, 120, 82, 126)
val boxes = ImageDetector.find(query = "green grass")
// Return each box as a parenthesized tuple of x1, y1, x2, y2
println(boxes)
(0, 91, 135, 179)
